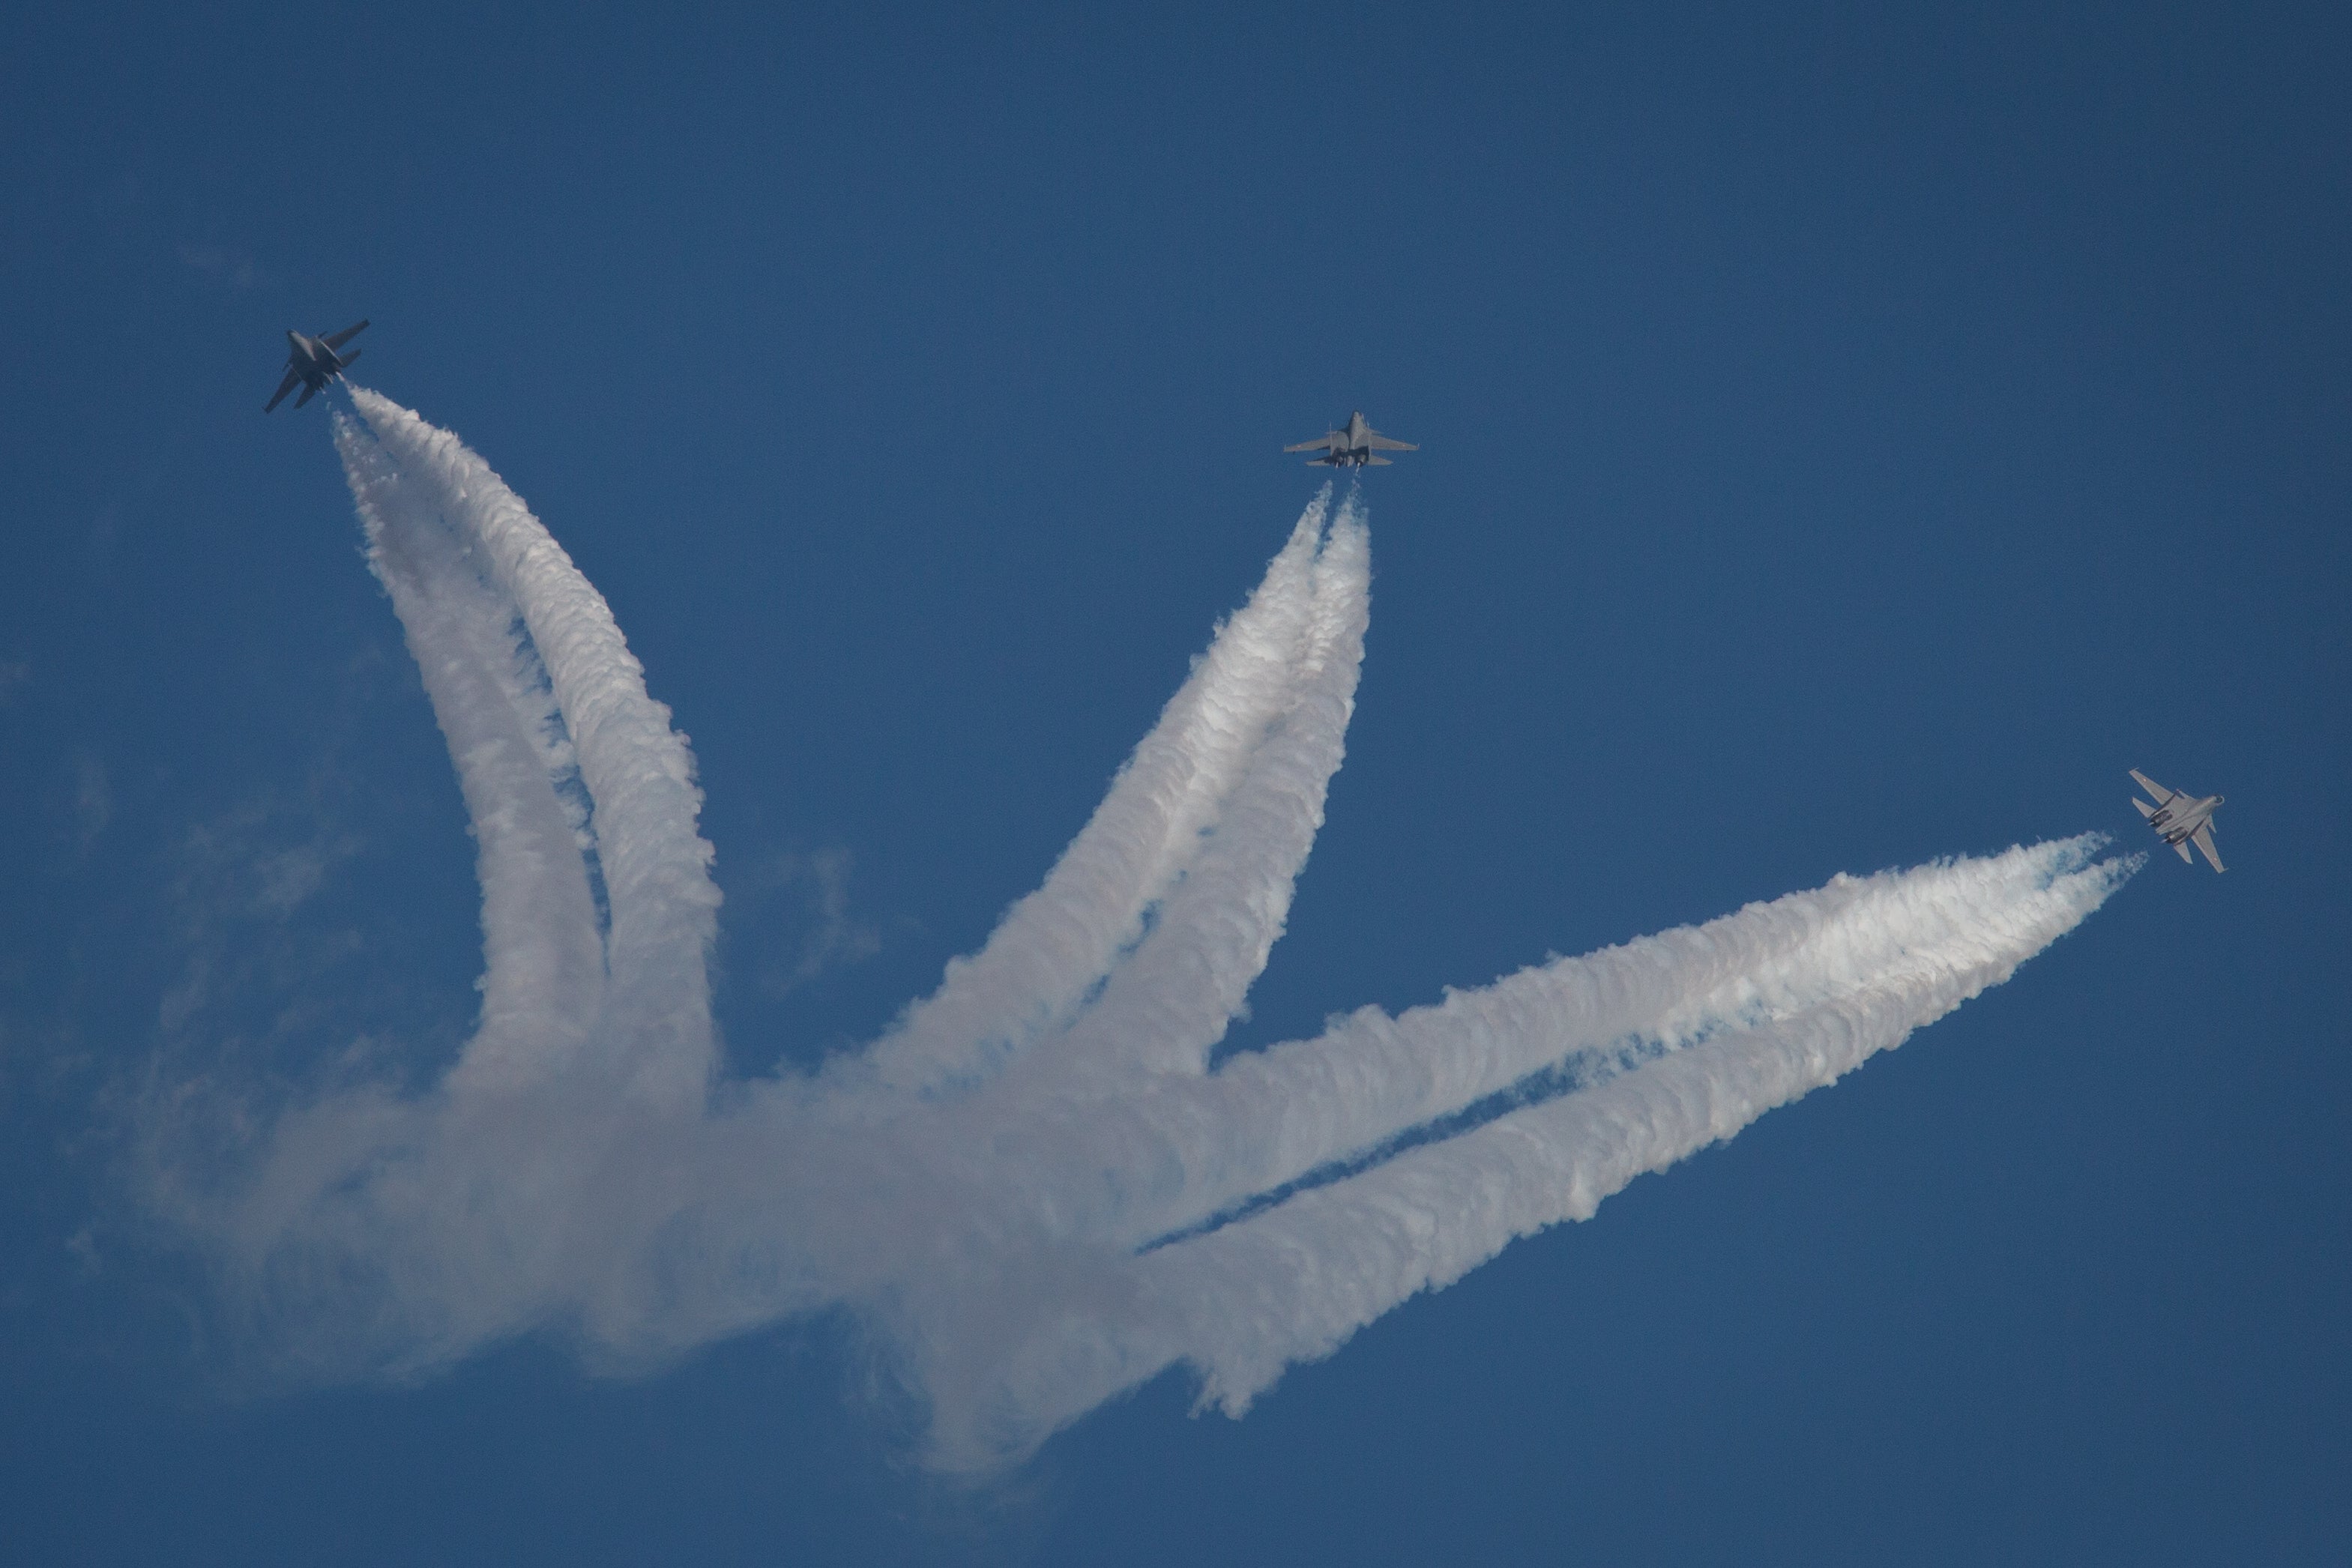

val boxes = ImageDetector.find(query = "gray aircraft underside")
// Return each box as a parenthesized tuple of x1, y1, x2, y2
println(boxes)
(266, 319, 369, 411)
(1285, 410, 1417, 467)
(2130, 768, 2225, 872)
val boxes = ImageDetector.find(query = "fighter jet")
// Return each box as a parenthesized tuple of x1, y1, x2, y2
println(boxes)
(1285, 411, 1417, 467)
(265, 319, 369, 411)
(2129, 769, 2226, 872)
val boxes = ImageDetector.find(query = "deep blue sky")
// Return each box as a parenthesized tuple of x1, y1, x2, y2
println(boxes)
(3, 4, 2346, 1562)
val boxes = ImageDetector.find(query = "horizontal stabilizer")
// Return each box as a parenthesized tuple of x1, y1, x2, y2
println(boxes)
(294, 382, 317, 408)
(2174, 839, 2193, 863)
(1365, 454, 1392, 465)
(2133, 797, 2156, 818)
(338, 347, 361, 370)
(2129, 768, 2174, 805)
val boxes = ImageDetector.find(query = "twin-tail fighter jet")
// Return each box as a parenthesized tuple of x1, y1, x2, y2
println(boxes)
(1285, 411, 1417, 467)
(2130, 769, 2226, 872)
(265, 319, 369, 411)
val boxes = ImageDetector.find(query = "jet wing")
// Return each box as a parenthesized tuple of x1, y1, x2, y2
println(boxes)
(323, 319, 370, 350)
(2191, 822, 2224, 872)
(265, 366, 302, 412)
(1364, 433, 1417, 450)
(2129, 769, 2177, 806)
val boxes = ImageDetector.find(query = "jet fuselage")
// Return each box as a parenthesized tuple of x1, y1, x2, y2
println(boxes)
(2151, 793, 2222, 842)
(2129, 769, 2225, 872)
(265, 319, 367, 411)
(1284, 409, 1417, 467)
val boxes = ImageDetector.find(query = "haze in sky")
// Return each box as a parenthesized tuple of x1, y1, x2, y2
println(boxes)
(1, 5, 2346, 1564)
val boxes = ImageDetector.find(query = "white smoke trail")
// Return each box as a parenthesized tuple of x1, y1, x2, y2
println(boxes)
(1024, 494, 1370, 1088)
(348, 388, 722, 1111)
(857, 487, 1346, 1099)
(151, 393, 2138, 1477)
(331, 413, 605, 1091)
(1025, 836, 2126, 1254)
(904, 839, 2132, 1461)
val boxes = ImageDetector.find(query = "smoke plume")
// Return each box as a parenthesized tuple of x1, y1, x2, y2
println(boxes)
(148, 392, 2135, 1469)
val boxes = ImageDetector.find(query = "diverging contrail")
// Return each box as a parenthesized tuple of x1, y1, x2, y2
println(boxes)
(349, 387, 722, 1110)
(150, 392, 2136, 1471)
(334, 414, 606, 1087)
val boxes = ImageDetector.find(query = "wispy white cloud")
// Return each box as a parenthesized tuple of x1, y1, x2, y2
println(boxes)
(70, 752, 110, 850)
(178, 243, 265, 290)
(157, 796, 364, 1040)
(753, 847, 881, 1000)
(145, 393, 2136, 1473)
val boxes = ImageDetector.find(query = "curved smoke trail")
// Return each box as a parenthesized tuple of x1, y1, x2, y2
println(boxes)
(152, 392, 2135, 1470)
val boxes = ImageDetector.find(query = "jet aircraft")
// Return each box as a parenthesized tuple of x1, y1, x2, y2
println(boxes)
(2129, 769, 2225, 872)
(265, 319, 369, 411)
(1285, 411, 1417, 467)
